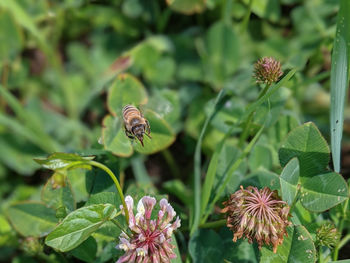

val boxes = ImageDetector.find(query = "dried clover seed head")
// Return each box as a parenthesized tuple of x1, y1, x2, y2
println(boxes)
(222, 186, 291, 253)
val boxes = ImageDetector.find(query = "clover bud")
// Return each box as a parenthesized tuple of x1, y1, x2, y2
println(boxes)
(22, 237, 43, 256)
(316, 223, 340, 248)
(253, 57, 283, 85)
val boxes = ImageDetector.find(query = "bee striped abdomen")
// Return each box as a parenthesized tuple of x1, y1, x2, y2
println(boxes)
(123, 105, 141, 122)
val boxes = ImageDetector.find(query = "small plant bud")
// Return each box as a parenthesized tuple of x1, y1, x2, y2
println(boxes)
(21, 237, 43, 256)
(222, 186, 291, 253)
(116, 196, 181, 263)
(253, 57, 283, 85)
(316, 223, 340, 248)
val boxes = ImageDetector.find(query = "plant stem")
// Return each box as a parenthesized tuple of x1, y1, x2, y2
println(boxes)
(333, 198, 349, 260)
(191, 89, 225, 236)
(199, 219, 226, 229)
(318, 246, 324, 263)
(0, 62, 9, 111)
(161, 149, 181, 179)
(337, 234, 350, 251)
(120, 171, 125, 190)
(89, 161, 129, 224)
(239, 83, 270, 147)
(289, 184, 301, 213)
(111, 218, 132, 238)
(241, 0, 253, 33)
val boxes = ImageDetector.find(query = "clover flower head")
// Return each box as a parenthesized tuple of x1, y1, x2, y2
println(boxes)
(253, 57, 283, 85)
(116, 195, 181, 263)
(316, 223, 340, 248)
(222, 186, 291, 253)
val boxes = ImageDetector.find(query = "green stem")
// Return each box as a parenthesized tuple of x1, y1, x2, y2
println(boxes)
(333, 198, 349, 260)
(190, 90, 225, 236)
(289, 184, 301, 213)
(89, 161, 129, 224)
(199, 219, 226, 229)
(318, 246, 324, 263)
(241, 0, 253, 33)
(239, 83, 270, 147)
(238, 112, 254, 147)
(337, 234, 350, 251)
(111, 218, 132, 238)
(0, 61, 9, 111)
(161, 149, 181, 179)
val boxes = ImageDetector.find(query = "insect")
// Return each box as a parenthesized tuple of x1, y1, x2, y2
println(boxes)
(122, 104, 151, 147)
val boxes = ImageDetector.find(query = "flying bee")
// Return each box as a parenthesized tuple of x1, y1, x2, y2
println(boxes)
(122, 104, 151, 147)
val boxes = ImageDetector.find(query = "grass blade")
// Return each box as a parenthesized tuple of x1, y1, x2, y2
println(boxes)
(190, 89, 225, 236)
(200, 126, 234, 217)
(330, 0, 350, 173)
(201, 124, 264, 223)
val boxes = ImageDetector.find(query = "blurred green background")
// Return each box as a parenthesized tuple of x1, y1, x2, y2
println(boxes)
(1, 0, 349, 261)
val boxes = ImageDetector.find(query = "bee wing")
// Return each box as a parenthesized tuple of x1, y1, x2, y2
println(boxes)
(138, 104, 148, 118)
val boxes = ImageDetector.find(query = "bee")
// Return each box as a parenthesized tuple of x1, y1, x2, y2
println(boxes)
(122, 104, 151, 147)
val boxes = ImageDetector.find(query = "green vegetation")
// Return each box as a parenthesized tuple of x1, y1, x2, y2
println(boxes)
(1, 0, 350, 262)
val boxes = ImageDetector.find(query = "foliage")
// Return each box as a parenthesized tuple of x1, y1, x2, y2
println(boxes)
(1, 0, 350, 262)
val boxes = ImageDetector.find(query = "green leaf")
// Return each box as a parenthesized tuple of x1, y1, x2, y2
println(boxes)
(242, 169, 280, 191)
(133, 110, 176, 154)
(219, 227, 258, 263)
(45, 204, 117, 252)
(243, 0, 281, 22)
(70, 236, 97, 263)
(203, 22, 240, 88)
(107, 73, 148, 116)
(171, 235, 182, 263)
(0, 11, 22, 61)
(279, 122, 330, 177)
(260, 225, 316, 263)
(67, 169, 93, 203)
(0, 1, 50, 55)
(166, 0, 206, 15)
(248, 144, 273, 171)
(34, 153, 94, 171)
(330, 0, 350, 173)
(280, 158, 300, 205)
(92, 221, 122, 242)
(86, 192, 121, 207)
(300, 172, 348, 212)
(189, 229, 223, 263)
(6, 202, 58, 237)
(163, 180, 192, 206)
(102, 114, 133, 157)
(147, 89, 181, 132)
(41, 176, 76, 212)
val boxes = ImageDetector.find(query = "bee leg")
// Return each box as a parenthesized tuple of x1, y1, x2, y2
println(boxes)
(145, 120, 152, 138)
(125, 129, 135, 139)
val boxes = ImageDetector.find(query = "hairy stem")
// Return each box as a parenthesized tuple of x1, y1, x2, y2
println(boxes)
(89, 161, 129, 224)
(239, 83, 270, 147)
(333, 198, 349, 260)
